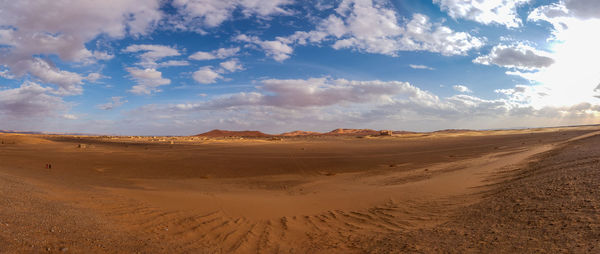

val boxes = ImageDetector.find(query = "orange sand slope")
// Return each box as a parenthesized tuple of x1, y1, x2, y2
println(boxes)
(1, 125, 599, 253)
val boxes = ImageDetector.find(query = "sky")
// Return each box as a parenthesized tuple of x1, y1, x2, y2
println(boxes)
(1, 0, 600, 135)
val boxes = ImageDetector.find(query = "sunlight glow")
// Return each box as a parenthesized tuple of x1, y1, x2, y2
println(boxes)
(512, 18, 600, 108)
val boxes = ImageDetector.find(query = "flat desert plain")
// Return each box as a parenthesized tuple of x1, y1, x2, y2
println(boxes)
(1, 126, 600, 253)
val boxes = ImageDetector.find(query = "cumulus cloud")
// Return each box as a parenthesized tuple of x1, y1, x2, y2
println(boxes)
(171, 0, 293, 30)
(257, 78, 406, 107)
(123, 44, 183, 68)
(123, 76, 600, 135)
(453, 85, 472, 93)
(398, 14, 484, 56)
(474, 43, 555, 70)
(174, 78, 424, 110)
(91, 51, 115, 61)
(9, 58, 101, 96)
(510, 1, 600, 108)
(193, 66, 223, 84)
(127, 68, 171, 95)
(236, 35, 294, 62)
(97, 97, 128, 110)
(123, 44, 180, 60)
(0, 81, 67, 119)
(275, 0, 484, 59)
(322, 2, 484, 56)
(219, 59, 244, 72)
(190, 57, 244, 84)
(434, 0, 530, 28)
(189, 47, 240, 61)
(0, 0, 162, 87)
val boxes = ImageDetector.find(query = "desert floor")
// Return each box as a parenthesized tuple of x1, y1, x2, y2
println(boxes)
(1, 126, 600, 253)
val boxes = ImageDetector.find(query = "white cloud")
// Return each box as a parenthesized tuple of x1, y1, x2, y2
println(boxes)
(63, 114, 78, 120)
(452, 85, 472, 93)
(0, 68, 15, 79)
(122, 45, 185, 92)
(189, 47, 240, 60)
(236, 35, 294, 62)
(219, 59, 244, 72)
(97, 97, 128, 110)
(279, 31, 329, 46)
(173, 78, 425, 109)
(123, 44, 182, 68)
(172, 0, 234, 28)
(237, 0, 295, 17)
(3, 57, 102, 96)
(171, 0, 293, 30)
(474, 43, 555, 70)
(409, 64, 434, 70)
(192, 66, 223, 84)
(12, 58, 87, 95)
(189, 58, 243, 84)
(0, 81, 67, 119)
(127, 68, 171, 95)
(124, 76, 600, 135)
(257, 78, 409, 107)
(91, 51, 115, 61)
(495, 85, 528, 96)
(325, 0, 402, 55)
(123, 44, 180, 59)
(85, 73, 104, 83)
(434, 0, 530, 28)
(189, 52, 216, 61)
(0, 0, 162, 66)
(501, 1, 600, 108)
(399, 14, 485, 56)
(0, 0, 163, 99)
(276, 0, 484, 58)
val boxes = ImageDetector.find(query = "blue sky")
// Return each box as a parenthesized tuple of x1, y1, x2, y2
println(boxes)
(1, 0, 600, 135)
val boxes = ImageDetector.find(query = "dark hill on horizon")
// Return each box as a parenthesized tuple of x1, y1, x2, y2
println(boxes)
(195, 129, 272, 137)
(196, 128, 420, 137)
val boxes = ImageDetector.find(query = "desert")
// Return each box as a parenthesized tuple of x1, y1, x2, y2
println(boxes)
(2, 125, 600, 253)
(4, 0, 600, 253)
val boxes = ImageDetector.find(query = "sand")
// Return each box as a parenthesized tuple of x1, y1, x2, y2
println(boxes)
(1, 126, 599, 253)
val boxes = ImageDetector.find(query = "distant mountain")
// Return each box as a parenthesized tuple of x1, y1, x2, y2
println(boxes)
(0, 130, 44, 134)
(0, 130, 95, 136)
(325, 128, 381, 136)
(194, 128, 418, 137)
(432, 129, 473, 134)
(280, 130, 323, 136)
(196, 129, 272, 137)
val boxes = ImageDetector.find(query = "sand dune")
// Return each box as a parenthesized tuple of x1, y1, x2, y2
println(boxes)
(1, 125, 600, 252)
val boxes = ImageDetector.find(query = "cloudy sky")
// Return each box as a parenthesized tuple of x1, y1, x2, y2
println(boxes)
(1, 0, 600, 135)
